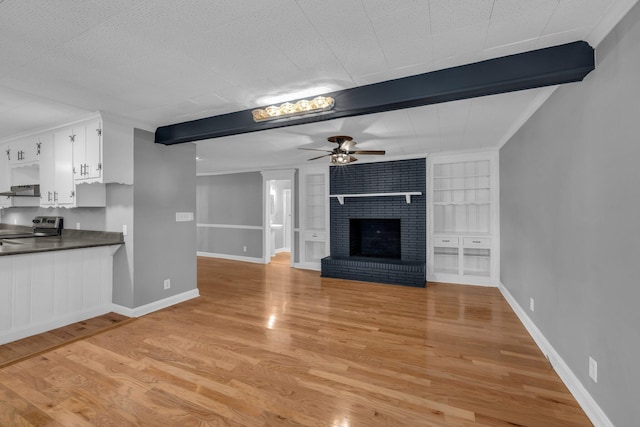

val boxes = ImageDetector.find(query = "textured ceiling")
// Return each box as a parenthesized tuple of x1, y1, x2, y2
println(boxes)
(0, 0, 637, 174)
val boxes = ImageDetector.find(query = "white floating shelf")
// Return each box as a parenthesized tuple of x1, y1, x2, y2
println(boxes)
(330, 192, 422, 205)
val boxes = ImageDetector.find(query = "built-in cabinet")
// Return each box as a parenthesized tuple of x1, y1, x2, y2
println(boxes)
(297, 166, 329, 270)
(428, 151, 499, 286)
(0, 112, 131, 209)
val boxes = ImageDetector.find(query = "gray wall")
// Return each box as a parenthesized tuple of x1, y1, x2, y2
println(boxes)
(196, 172, 263, 258)
(106, 183, 134, 307)
(133, 129, 197, 307)
(500, 4, 640, 425)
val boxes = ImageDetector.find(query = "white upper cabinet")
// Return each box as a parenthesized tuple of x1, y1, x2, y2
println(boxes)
(0, 112, 131, 208)
(73, 119, 102, 183)
(41, 130, 75, 207)
(41, 128, 105, 208)
(0, 145, 11, 208)
(5, 137, 40, 166)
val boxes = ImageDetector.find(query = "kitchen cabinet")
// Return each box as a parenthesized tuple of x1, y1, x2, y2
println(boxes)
(0, 245, 118, 345)
(5, 137, 40, 166)
(40, 131, 74, 206)
(73, 119, 102, 183)
(297, 166, 329, 270)
(428, 151, 499, 286)
(0, 145, 10, 208)
(41, 129, 106, 208)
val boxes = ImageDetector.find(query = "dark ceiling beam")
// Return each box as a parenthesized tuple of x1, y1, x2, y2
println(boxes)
(155, 41, 594, 145)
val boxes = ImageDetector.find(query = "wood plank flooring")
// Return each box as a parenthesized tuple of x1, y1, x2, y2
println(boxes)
(0, 254, 592, 426)
(0, 312, 132, 368)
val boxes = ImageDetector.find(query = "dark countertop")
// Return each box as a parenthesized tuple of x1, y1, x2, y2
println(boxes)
(0, 224, 124, 256)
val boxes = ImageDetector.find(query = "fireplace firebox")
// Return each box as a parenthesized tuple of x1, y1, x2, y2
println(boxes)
(350, 218, 401, 259)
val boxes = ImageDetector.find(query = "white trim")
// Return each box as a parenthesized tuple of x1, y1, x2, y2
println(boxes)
(197, 251, 265, 264)
(260, 169, 296, 180)
(111, 289, 200, 318)
(293, 262, 321, 272)
(497, 86, 557, 149)
(275, 248, 290, 254)
(330, 192, 422, 205)
(498, 282, 614, 427)
(196, 223, 263, 230)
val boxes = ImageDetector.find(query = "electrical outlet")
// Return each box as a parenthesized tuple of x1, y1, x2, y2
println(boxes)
(529, 297, 535, 312)
(122, 225, 128, 236)
(76, 222, 81, 230)
(243, 246, 247, 252)
(176, 212, 194, 222)
(589, 356, 598, 383)
(164, 279, 171, 290)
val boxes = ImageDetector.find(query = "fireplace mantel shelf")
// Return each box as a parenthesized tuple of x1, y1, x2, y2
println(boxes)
(330, 192, 422, 205)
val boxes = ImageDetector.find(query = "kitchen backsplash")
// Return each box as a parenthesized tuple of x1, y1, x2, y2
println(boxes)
(0, 206, 107, 231)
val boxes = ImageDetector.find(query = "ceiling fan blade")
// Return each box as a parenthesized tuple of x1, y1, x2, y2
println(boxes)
(307, 154, 332, 161)
(351, 150, 386, 155)
(348, 155, 358, 163)
(298, 147, 333, 153)
(340, 140, 357, 151)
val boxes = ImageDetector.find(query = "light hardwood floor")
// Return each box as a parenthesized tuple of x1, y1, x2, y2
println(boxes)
(0, 255, 592, 426)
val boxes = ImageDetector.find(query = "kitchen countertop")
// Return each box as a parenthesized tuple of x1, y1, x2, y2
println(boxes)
(0, 224, 124, 256)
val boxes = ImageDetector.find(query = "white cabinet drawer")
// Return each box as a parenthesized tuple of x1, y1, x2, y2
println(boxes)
(433, 237, 459, 247)
(463, 237, 491, 248)
(304, 231, 325, 241)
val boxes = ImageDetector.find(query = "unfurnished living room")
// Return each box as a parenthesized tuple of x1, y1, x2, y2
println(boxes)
(0, 1, 639, 426)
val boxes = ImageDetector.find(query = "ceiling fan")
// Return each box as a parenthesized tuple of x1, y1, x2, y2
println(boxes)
(299, 135, 386, 165)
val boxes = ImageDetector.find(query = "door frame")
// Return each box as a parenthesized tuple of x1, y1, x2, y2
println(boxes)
(260, 169, 295, 266)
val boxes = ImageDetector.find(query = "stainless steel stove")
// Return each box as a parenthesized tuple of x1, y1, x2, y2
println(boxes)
(0, 216, 64, 239)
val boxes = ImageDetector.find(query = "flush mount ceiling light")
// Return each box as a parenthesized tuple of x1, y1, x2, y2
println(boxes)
(252, 96, 334, 122)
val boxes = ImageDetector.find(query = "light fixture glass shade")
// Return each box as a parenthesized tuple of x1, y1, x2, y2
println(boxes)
(330, 153, 357, 165)
(252, 96, 334, 122)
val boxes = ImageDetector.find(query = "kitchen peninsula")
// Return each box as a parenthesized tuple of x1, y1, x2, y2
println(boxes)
(0, 223, 124, 345)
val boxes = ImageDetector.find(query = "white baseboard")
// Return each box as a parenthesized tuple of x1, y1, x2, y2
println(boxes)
(111, 289, 200, 318)
(0, 305, 112, 345)
(197, 251, 265, 264)
(498, 282, 614, 427)
(293, 262, 321, 271)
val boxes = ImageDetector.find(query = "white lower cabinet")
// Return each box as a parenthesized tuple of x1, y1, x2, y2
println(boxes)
(0, 246, 117, 345)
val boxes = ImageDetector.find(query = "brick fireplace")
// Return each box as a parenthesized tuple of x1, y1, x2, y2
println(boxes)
(321, 158, 426, 287)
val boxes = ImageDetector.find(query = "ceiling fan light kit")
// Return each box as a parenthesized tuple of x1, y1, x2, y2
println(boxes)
(252, 96, 335, 122)
(302, 135, 386, 165)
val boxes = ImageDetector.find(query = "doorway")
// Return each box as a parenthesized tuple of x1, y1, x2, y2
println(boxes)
(262, 170, 295, 266)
